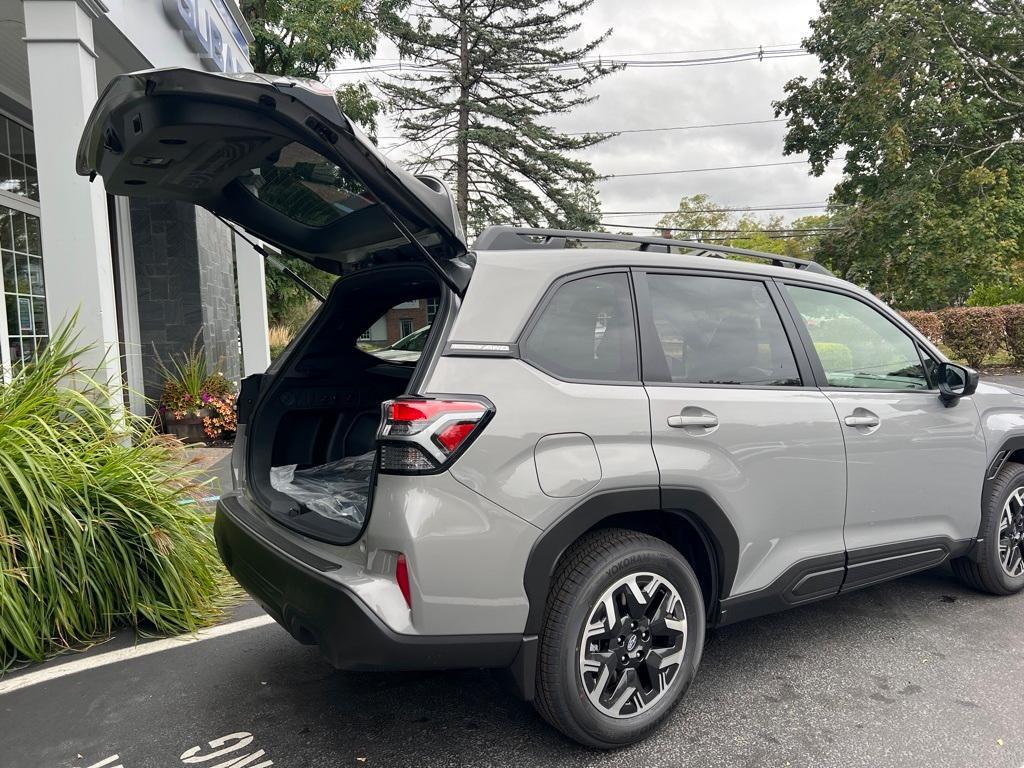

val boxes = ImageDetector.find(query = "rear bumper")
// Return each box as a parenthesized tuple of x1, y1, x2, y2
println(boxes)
(214, 494, 523, 672)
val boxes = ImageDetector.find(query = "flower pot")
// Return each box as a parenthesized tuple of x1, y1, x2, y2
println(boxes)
(161, 409, 213, 444)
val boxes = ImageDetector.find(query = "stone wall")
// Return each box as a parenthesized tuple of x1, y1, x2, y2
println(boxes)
(196, 207, 241, 384)
(129, 198, 240, 408)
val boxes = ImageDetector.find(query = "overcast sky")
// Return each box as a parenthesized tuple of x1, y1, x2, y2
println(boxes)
(330, 0, 843, 231)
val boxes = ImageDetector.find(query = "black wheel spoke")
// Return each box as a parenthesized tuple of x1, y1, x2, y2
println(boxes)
(578, 571, 689, 719)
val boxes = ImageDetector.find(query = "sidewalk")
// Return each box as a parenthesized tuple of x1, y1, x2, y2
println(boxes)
(184, 445, 233, 499)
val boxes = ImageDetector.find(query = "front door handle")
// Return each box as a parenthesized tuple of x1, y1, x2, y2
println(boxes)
(668, 411, 719, 429)
(843, 410, 880, 429)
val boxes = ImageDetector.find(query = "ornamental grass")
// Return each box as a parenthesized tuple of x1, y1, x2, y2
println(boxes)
(0, 323, 231, 668)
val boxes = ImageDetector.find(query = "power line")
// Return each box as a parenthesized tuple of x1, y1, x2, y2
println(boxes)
(376, 117, 786, 143)
(604, 160, 813, 179)
(600, 223, 837, 240)
(601, 202, 837, 216)
(588, 42, 802, 58)
(569, 118, 785, 136)
(343, 42, 802, 65)
(329, 45, 809, 75)
(619, 224, 841, 234)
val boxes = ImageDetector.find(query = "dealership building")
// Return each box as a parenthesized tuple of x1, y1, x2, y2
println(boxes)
(0, 0, 270, 414)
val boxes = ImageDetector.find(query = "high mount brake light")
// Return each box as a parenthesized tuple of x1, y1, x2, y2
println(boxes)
(377, 398, 492, 474)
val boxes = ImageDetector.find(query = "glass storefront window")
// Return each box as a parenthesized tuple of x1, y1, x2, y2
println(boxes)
(0, 116, 37, 202)
(0, 205, 47, 368)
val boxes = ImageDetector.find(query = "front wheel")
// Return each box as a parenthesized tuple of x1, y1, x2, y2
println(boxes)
(953, 461, 1024, 595)
(533, 529, 705, 748)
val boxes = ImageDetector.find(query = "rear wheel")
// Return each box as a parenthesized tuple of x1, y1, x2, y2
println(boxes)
(534, 529, 705, 748)
(953, 461, 1024, 595)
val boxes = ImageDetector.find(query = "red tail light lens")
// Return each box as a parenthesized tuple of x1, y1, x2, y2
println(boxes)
(396, 553, 412, 608)
(435, 421, 477, 453)
(377, 397, 492, 474)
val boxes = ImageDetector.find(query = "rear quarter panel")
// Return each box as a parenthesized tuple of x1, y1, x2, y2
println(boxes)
(426, 356, 660, 530)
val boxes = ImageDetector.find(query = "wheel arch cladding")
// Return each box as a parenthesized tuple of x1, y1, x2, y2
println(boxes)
(522, 487, 740, 634)
(984, 437, 1024, 509)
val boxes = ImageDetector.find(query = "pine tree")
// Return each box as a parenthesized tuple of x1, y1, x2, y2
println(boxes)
(376, 0, 619, 233)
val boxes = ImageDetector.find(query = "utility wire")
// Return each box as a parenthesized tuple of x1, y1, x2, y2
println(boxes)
(329, 45, 809, 75)
(376, 117, 786, 142)
(619, 224, 842, 234)
(603, 160, 813, 179)
(601, 202, 839, 215)
(355, 42, 802, 64)
(603, 222, 840, 237)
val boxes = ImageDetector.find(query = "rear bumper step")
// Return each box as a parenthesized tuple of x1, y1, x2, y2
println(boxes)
(214, 495, 523, 672)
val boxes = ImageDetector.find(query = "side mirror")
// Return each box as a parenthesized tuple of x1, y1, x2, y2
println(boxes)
(937, 362, 979, 406)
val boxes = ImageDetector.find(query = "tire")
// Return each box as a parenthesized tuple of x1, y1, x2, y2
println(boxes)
(953, 461, 1024, 596)
(533, 528, 705, 748)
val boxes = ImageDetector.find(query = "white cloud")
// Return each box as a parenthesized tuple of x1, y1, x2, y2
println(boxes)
(331, 0, 844, 229)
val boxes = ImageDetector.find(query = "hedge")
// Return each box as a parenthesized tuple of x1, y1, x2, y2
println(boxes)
(1003, 304, 1024, 367)
(900, 310, 943, 345)
(938, 306, 1006, 369)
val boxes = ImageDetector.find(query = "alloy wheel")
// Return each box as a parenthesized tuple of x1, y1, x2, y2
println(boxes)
(999, 486, 1024, 578)
(577, 572, 687, 719)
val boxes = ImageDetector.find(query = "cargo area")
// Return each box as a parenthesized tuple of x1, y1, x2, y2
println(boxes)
(243, 264, 446, 543)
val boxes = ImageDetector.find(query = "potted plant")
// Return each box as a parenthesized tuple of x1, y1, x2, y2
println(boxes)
(157, 343, 238, 444)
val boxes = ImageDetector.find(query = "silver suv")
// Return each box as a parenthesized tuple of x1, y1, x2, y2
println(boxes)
(79, 68, 1024, 748)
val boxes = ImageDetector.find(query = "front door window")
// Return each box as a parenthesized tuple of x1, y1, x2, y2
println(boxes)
(785, 285, 930, 390)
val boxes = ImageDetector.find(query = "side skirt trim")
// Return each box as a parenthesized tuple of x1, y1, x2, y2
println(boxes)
(717, 536, 974, 627)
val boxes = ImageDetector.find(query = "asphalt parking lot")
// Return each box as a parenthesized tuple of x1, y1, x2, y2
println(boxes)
(3, 565, 1024, 768)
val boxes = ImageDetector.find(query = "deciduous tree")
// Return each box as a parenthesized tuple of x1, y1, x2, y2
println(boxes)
(774, 0, 1024, 309)
(241, 0, 405, 327)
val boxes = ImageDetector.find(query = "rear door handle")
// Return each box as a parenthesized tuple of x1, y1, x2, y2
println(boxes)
(843, 411, 880, 428)
(668, 412, 719, 429)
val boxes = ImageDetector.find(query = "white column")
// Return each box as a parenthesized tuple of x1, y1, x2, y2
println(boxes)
(234, 233, 271, 375)
(23, 0, 123, 401)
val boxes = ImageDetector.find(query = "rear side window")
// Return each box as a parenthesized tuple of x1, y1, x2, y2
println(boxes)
(523, 272, 638, 382)
(644, 275, 801, 386)
(358, 296, 438, 364)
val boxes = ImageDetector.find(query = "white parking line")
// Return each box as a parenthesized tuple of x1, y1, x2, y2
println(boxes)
(0, 615, 277, 696)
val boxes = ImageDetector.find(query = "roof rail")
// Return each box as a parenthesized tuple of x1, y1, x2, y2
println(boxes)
(472, 226, 833, 276)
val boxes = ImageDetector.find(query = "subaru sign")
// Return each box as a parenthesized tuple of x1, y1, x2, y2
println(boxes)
(164, 0, 250, 73)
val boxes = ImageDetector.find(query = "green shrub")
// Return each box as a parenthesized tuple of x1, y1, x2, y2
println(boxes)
(967, 283, 1024, 307)
(1002, 304, 1024, 367)
(814, 342, 853, 373)
(0, 324, 231, 668)
(900, 310, 942, 345)
(939, 306, 1005, 368)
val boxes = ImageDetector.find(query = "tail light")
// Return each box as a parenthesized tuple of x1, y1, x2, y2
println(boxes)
(396, 554, 412, 608)
(377, 397, 493, 474)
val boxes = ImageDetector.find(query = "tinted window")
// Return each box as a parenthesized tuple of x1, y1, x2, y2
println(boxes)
(524, 272, 638, 382)
(358, 299, 433, 364)
(645, 275, 801, 386)
(237, 142, 376, 227)
(786, 286, 929, 390)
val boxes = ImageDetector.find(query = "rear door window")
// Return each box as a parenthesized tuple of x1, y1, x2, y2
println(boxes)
(522, 272, 639, 383)
(642, 274, 802, 386)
